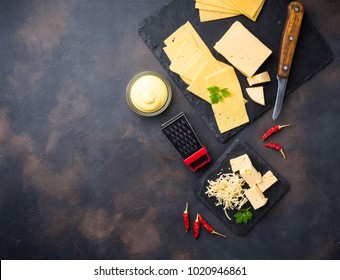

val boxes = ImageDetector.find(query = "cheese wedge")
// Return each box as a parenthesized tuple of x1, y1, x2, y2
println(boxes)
(247, 71, 271, 86)
(246, 86, 265, 106)
(245, 186, 268, 210)
(214, 21, 272, 77)
(205, 67, 249, 133)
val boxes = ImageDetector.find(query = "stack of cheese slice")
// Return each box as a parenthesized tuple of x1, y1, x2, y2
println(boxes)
(195, 0, 266, 22)
(163, 21, 249, 133)
(230, 154, 278, 210)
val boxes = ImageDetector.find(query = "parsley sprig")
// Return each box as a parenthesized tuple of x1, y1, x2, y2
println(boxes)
(207, 86, 231, 104)
(234, 207, 253, 224)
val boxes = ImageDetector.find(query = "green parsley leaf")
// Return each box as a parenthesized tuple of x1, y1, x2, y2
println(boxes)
(234, 207, 253, 224)
(207, 86, 230, 104)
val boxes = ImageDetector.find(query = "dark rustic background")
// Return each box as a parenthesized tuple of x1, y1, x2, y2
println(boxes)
(0, 0, 339, 259)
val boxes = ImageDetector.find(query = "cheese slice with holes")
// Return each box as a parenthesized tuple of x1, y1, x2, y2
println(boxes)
(205, 67, 249, 133)
(214, 21, 272, 77)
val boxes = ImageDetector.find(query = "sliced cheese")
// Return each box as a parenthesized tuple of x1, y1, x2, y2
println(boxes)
(169, 41, 203, 75)
(245, 185, 268, 210)
(205, 67, 249, 133)
(240, 164, 262, 188)
(257, 170, 278, 192)
(246, 86, 265, 106)
(228, 0, 264, 19)
(229, 154, 252, 173)
(247, 71, 271, 86)
(187, 62, 220, 103)
(164, 21, 209, 53)
(163, 35, 198, 62)
(214, 21, 272, 77)
(198, 9, 239, 22)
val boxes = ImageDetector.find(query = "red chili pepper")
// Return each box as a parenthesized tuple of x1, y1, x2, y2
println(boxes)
(262, 124, 291, 141)
(182, 202, 189, 233)
(193, 214, 200, 239)
(264, 142, 286, 159)
(198, 213, 226, 238)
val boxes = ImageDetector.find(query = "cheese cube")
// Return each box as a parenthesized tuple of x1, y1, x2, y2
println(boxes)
(257, 170, 278, 192)
(214, 21, 272, 77)
(229, 154, 252, 172)
(240, 165, 262, 188)
(245, 186, 268, 210)
(247, 71, 271, 86)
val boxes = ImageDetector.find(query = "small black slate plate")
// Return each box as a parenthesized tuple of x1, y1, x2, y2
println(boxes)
(195, 139, 289, 235)
(138, 0, 333, 142)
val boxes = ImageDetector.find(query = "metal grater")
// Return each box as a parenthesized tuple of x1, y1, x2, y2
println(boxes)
(161, 112, 210, 171)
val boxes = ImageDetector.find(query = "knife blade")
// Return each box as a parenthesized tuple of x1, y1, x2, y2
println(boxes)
(272, 1, 304, 120)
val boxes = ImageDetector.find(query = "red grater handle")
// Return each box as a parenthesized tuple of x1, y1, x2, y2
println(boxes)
(183, 146, 210, 172)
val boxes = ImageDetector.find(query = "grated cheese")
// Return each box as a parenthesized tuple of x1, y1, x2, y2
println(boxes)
(205, 172, 248, 220)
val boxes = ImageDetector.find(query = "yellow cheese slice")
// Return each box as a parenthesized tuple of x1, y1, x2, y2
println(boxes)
(181, 50, 222, 80)
(197, 0, 239, 12)
(245, 86, 265, 106)
(205, 67, 249, 133)
(198, 9, 240, 22)
(247, 71, 271, 86)
(187, 62, 219, 103)
(164, 21, 209, 53)
(214, 21, 272, 77)
(195, 2, 239, 14)
(228, 0, 264, 19)
(163, 35, 198, 62)
(169, 41, 203, 75)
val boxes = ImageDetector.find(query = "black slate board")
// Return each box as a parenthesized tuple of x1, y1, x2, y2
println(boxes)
(195, 139, 289, 236)
(138, 0, 333, 142)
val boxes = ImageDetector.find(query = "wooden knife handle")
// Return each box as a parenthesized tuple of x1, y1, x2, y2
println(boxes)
(277, 1, 304, 78)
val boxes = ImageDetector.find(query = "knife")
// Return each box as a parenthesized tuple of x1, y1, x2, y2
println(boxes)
(272, 1, 304, 120)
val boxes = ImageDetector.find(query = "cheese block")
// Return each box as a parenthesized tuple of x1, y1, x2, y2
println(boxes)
(247, 71, 271, 86)
(257, 170, 278, 192)
(214, 21, 272, 77)
(245, 86, 265, 106)
(240, 164, 262, 188)
(229, 154, 252, 172)
(245, 186, 268, 210)
(205, 67, 249, 133)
